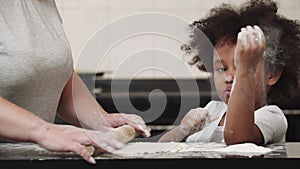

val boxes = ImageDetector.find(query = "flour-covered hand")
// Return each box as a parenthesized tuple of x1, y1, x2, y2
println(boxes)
(180, 108, 217, 136)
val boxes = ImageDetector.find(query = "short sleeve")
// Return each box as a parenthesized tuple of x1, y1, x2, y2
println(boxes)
(203, 101, 227, 117)
(255, 105, 288, 144)
(53, 0, 63, 23)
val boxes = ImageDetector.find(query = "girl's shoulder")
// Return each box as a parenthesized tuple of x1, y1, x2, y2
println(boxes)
(203, 101, 227, 116)
(256, 105, 283, 115)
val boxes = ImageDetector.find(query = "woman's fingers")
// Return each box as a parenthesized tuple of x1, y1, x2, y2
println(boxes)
(66, 128, 124, 162)
(67, 142, 96, 164)
(35, 124, 127, 165)
(109, 113, 151, 138)
(123, 114, 150, 136)
(82, 129, 125, 150)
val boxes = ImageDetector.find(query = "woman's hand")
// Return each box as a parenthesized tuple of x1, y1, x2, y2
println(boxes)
(234, 25, 265, 71)
(57, 73, 151, 138)
(33, 123, 125, 164)
(105, 113, 151, 138)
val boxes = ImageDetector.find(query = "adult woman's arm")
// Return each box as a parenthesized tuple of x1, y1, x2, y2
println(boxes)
(57, 72, 150, 137)
(0, 97, 124, 164)
(0, 97, 45, 142)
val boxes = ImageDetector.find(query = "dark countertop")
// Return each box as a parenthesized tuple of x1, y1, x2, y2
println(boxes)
(1, 142, 300, 169)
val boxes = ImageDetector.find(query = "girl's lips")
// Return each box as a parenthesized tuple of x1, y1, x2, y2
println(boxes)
(225, 88, 231, 96)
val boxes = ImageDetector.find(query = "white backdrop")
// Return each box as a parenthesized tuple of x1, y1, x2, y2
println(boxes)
(55, 0, 300, 79)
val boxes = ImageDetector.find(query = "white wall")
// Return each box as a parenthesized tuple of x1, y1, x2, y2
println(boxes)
(55, 0, 300, 79)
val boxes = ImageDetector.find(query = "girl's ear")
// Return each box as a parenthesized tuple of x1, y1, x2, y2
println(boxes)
(267, 69, 283, 86)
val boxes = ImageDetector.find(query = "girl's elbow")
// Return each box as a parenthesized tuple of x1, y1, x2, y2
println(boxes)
(224, 133, 254, 146)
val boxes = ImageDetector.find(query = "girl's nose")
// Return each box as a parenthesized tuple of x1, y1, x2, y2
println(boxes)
(225, 74, 234, 83)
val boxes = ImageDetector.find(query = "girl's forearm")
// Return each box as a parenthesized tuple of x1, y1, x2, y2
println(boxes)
(224, 68, 257, 145)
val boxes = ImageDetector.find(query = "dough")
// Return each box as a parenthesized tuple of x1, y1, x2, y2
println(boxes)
(84, 145, 95, 156)
(85, 125, 136, 155)
(112, 125, 136, 143)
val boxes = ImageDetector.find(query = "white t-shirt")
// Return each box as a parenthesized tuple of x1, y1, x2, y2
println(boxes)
(186, 101, 288, 145)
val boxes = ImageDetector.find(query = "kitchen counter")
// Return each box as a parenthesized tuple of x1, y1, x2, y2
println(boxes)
(1, 142, 299, 169)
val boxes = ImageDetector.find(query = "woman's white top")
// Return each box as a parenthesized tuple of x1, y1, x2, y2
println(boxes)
(186, 101, 288, 144)
(0, 0, 73, 123)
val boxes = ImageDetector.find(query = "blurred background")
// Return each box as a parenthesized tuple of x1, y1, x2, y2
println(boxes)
(55, 0, 300, 78)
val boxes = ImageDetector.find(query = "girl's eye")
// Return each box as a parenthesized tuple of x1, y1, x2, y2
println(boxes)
(215, 67, 226, 72)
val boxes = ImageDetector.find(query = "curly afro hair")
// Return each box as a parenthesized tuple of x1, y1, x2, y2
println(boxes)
(182, 0, 300, 105)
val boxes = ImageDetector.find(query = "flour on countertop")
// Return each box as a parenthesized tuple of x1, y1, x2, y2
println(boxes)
(211, 143, 273, 157)
(112, 142, 273, 157)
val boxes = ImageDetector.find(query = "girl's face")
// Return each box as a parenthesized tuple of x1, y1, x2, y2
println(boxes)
(213, 41, 268, 108)
(213, 42, 236, 104)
